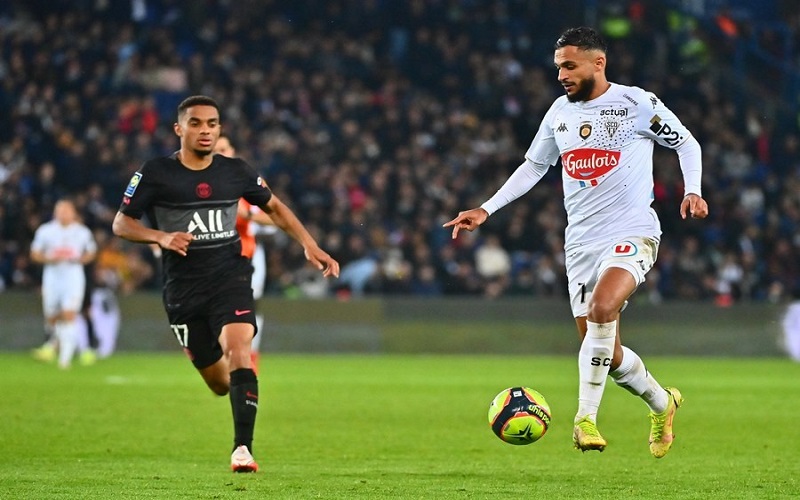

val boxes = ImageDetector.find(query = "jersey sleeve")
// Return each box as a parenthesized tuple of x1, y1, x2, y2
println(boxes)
(239, 160, 273, 208)
(83, 227, 98, 254)
(636, 91, 693, 149)
(118, 161, 158, 219)
(524, 100, 562, 166)
(30, 225, 47, 253)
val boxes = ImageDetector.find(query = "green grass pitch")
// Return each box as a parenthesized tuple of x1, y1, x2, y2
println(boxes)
(1, 353, 798, 499)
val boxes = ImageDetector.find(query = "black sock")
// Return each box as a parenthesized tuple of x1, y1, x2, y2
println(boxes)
(229, 368, 258, 452)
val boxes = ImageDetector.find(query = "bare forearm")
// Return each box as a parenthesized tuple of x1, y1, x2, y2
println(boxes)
(30, 251, 47, 265)
(112, 212, 164, 244)
(250, 211, 274, 226)
(263, 198, 317, 249)
(113, 212, 194, 257)
(80, 252, 96, 265)
(240, 206, 274, 226)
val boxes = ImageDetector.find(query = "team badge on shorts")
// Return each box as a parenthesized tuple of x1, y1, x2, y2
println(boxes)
(124, 172, 142, 197)
(613, 241, 638, 256)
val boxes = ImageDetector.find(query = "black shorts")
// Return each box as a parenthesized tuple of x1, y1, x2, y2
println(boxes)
(163, 274, 257, 369)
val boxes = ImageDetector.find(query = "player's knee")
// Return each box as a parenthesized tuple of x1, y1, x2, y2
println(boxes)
(586, 299, 619, 323)
(61, 310, 79, 321)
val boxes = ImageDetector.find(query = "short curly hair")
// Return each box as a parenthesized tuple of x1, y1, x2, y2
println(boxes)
(177, 95, 220, 120)
(554, 27, 608, 53)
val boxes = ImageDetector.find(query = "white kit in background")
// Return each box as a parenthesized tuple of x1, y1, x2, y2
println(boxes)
(31, 216, 97, 368)
(249, 213, 278, 354)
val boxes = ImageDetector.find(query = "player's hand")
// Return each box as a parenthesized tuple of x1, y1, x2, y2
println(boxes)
(159, 232, 194, 256)
(443, 208, 489, 239)
(680, 194, 708, 220)
(304, 246, 340, 278)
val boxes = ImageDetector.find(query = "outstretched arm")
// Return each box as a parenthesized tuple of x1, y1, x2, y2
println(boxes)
(443, 157, 549, 238)
(112, 212, 193, 257)
(238, 202, 274, 226)
(443, 208, 489, 239)
(261, 195, 339, 277)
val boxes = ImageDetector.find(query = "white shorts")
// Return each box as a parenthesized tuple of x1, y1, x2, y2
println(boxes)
(42, 279, 86, 318)
(565, 236, 659, 318)
(251, 243, 266, 300)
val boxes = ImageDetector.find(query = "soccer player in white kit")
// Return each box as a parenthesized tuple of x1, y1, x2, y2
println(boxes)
(30, 199, 97, 369)
(445, 27, 709, 457)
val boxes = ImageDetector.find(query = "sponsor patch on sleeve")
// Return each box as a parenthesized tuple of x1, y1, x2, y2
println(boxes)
(124, 172, 142, 197)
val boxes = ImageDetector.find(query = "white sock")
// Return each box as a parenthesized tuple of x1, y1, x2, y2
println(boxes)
(576, 320, 616, 423)
(251, 314, 264, 352)
(55, 320, 79, 369)
(75, 315, 90, 353)
(609, 346, 669, 413)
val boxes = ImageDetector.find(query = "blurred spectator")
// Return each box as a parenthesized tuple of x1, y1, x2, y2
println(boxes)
(780, 294, 800, 361)
(0, 0, 799, 307)
(94, 228, 154, 294)
(335, 233, 379, 298)
(474, 234, 511, 298)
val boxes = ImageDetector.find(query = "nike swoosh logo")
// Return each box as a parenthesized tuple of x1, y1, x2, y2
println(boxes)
(246, 391, 258, 399)
(235, 309, 252, 316)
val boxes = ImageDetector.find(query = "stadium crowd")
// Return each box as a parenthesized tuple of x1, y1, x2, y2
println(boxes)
(1, 0, 799, 304)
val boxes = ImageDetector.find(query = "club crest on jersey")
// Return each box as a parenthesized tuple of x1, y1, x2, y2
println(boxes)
(612, 241, 638, 256)
(124, 172, 142, 197)
(196, 183, 212, 199)
(579, 122, 592, 139)
(603, 118, 620, 138)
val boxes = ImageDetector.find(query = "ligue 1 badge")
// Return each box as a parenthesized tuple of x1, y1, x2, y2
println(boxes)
(124, 172, 142, 197)
(579, 122, 592, 140)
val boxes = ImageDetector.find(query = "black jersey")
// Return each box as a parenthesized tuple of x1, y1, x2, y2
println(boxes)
(118, 153, 272, 289)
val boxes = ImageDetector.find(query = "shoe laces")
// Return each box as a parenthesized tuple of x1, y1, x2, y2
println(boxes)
(649, 411, 666, 441)
(576, 418, 601, 437)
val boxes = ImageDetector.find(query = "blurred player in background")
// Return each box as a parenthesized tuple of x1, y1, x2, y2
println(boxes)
(781, 292, 800, 362)
(445, 27, 708, 458)
(113, 95, 339, 472)
(213, 135, 277, 373)
(87, 265, 122, 359)
(30, 199, 97, 369)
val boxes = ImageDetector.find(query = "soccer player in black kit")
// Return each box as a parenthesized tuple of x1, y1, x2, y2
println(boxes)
(112, 95, 340, 472)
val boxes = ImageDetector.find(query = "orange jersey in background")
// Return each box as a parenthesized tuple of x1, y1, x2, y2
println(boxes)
(236, 199, 256, 258)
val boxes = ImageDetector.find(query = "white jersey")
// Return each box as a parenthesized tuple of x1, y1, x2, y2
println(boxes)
(31, 220, 96, 288)
(494, 83, 700, 251)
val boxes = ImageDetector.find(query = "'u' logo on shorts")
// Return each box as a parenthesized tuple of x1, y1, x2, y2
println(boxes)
(613, 241, 637, 256)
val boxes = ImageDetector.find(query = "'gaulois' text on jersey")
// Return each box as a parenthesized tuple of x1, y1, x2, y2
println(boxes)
(525, 83, 694, 249)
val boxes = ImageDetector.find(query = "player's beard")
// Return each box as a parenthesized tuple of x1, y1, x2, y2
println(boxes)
(566, 77, 595, 102)
(192, 146, 213, 157)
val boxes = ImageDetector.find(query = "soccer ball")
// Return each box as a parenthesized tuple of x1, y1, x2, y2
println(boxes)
(488, 387, 552, 445)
